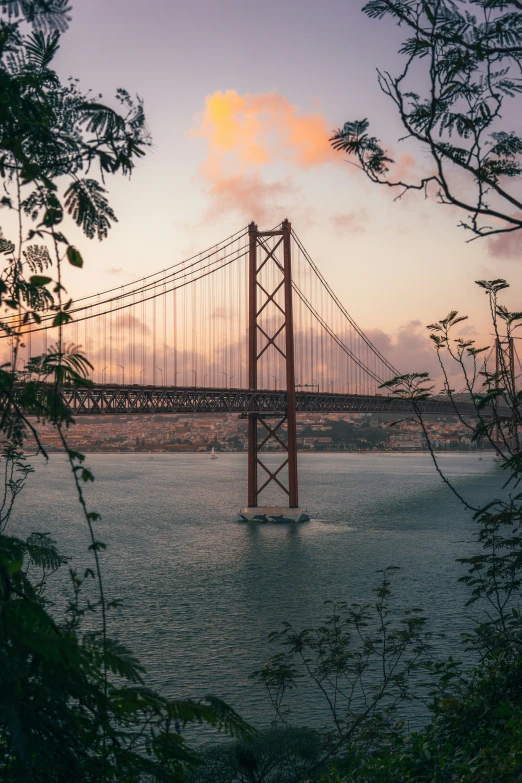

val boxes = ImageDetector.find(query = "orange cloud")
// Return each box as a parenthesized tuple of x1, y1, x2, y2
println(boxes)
(392, 153, 416, 181)
(192, 90, 338, 221)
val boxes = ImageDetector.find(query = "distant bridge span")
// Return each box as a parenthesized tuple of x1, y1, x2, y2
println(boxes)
(61, 385, 480, 418)
(11, 220, 498, 512)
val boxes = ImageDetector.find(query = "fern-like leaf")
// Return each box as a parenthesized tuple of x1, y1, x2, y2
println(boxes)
(64, 179, 117, 240)
(4, 0, 71, 32)
(24, 29, 60, 68)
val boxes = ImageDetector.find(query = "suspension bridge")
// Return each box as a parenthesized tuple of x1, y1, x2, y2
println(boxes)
(7, 220, 486, 520)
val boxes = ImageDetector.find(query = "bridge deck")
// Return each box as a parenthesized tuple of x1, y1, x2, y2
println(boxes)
(55, 385, 481, 417)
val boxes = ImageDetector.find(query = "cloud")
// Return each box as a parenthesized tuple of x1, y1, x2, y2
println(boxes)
(211, 305, 240, 320)
(365, 320, 475, 390)
(458, 324, 478, 337)
(106, 267, 123, 275)
(330, 208, 368, 234)
(191, 90, 338, 221)
(392, 153, 416, 181)
(366, 321, 438, 376)
(487, 219, 522, 258)
(194, 90, 337, 169)
(202, 171, 296, 225)
(118, 313, 149, 333)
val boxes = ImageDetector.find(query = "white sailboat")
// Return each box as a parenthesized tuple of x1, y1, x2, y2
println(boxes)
(148, 451, 153, 460)
(210, 447, 217, 460)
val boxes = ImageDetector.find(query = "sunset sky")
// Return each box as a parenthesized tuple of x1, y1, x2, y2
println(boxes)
(46, 0, 522, 376)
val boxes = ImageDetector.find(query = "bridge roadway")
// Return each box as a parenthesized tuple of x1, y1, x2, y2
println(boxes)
(57, 385, 479, 417)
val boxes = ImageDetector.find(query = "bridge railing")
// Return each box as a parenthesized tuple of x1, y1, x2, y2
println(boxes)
(18, 385, 489, 417)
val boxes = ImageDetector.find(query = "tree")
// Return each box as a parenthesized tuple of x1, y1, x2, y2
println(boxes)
(191, 727, 323, 783)
(0, 4, 252, 780)
(316, 279, 522, 781)
(329, 16, 522, 774)
(331, 1, 522, 243)
(250, 569, 430, 777)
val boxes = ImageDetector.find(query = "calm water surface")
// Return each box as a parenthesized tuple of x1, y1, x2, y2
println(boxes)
(11, 452, 505, 727)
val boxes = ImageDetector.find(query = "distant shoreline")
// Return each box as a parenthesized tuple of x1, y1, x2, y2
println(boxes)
(40, 449, 493, 456)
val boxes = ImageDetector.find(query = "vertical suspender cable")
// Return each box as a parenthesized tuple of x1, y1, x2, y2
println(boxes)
(163, 282, 166, 386)
(173, 285, 177, 387)
(153, 286, 156, 386)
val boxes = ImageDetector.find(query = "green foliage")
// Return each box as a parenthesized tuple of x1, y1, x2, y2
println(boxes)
(319, 649, 522, 782)
(64, 179, 117, 240)
(2, 1, 72, 33)
(320, 280, 522, 781)
(66, 244, 82, 267)
(331, 1, 522, 242)
(0, 3, 253, 780)
(0, 518, 252, 781)
(191, 727, 324, 783)
(251, 568, 430, 761)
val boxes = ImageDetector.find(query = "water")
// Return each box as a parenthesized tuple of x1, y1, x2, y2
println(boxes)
(10, 452, 505, 728)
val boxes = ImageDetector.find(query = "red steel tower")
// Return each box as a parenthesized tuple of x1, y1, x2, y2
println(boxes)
(243, 220, 307, 522)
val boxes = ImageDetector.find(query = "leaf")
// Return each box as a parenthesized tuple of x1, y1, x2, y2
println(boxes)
(66, 246, 83, 268)
(25, 533, 62, 570)
(88, 540, 106, 551)
(23, 245, 52, 272)
(64, 179, 117, 240)
(41, 206, 63, 227)
(80, 102, 126, 136)
(425, 4, 436, 25)
(7, 558, 23, 576)
(52, 310, 72, 327)
(24, 30, 60, 68)
(29, 275, 52, 287)
(7, 1, 71, 32)
(0, 238, 15, 255)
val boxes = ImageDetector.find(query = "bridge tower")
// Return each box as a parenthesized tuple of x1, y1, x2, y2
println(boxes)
(242, 220, 308, 523)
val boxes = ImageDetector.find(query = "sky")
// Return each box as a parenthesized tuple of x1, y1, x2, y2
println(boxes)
(29, 0, 522, 376)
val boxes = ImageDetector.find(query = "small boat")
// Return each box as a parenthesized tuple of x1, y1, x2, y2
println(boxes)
(210, 447, 217, 460)
(148, 451, 153, 460)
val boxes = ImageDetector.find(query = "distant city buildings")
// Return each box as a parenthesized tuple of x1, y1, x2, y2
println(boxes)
(29, 412, 488, 453)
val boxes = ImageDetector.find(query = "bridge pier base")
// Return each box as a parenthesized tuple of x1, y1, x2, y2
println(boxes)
(239, 506, 310, 524)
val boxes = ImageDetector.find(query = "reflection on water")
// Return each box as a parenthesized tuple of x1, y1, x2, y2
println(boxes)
(11, 452, 504, 727)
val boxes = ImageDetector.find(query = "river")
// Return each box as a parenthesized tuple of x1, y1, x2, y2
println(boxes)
(11, 451, 504, 729)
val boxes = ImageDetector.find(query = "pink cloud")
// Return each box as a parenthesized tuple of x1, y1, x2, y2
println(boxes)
(330, 208, 368, 234)
(392, 153, 416, 180)
(366, 320, 480, 391)
(487, 216, 522, 258)
(200, 170, 296, 225)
